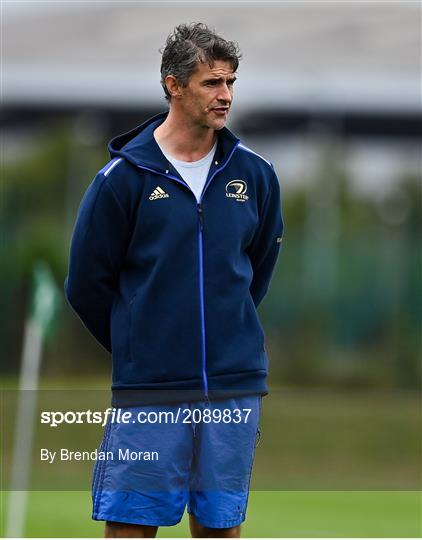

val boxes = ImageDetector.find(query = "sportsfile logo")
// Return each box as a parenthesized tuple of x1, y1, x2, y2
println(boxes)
(225, 180, 249, 202)
(149, 186, 169, 200)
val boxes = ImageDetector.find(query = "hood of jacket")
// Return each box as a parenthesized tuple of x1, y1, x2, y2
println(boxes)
(107, 111, 240, 176)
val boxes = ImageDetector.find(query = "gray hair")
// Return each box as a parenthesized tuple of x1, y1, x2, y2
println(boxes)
(159, 22, 242, 103)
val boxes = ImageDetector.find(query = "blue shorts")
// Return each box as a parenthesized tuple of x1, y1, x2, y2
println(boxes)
(92, 394, 262, 529)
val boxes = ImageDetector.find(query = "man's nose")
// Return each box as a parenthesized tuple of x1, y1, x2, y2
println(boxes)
(217, 83, 232, 104)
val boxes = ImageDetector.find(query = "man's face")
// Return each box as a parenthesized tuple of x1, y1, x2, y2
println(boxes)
(175, 59, 236, 131)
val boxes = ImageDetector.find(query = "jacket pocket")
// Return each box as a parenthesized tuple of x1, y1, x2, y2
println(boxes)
(246, 291, 265, 351)
(111, 294, 134, 362)
(127, 293, 136, 362)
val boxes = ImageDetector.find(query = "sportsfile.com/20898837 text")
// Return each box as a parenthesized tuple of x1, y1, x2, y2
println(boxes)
(40, 407, 253, 427)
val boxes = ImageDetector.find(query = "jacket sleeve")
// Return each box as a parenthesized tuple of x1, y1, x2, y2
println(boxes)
(247, 169, 284, 308)
(64, 171, 130, 353)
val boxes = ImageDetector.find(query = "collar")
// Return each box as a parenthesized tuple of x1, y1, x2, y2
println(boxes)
(108, 111, 240, 177)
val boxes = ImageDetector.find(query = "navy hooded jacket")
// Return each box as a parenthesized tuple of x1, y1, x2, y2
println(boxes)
(64, 111, 283, 406)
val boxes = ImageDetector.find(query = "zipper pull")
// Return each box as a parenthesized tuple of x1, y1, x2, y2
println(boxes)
(197, 203, 204, 231)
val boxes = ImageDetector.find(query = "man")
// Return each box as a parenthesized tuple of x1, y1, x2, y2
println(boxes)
(65, 22, 283, 538)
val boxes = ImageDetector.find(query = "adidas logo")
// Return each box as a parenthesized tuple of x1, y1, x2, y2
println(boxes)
(149, 186, 169, 200)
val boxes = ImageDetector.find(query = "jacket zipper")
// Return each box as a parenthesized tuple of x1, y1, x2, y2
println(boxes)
(137, 141, 240, 400)
(196, 202, 208, 399)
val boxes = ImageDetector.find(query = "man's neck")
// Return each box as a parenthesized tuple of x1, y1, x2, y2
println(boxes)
(154, 109, 217, 162)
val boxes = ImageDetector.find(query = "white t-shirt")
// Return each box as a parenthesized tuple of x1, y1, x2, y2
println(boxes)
(156, 139, 218, 203)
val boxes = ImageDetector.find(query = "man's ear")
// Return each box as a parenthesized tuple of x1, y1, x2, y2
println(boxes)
(165, 75, 182, 99)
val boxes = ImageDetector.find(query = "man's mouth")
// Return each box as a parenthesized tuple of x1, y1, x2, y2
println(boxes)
(212, 107, 229, 115)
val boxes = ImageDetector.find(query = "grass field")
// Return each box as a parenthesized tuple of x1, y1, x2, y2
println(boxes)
(1, 490, 421, 537)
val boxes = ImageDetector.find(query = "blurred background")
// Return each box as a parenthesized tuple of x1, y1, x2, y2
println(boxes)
(1, 1, 421, 537)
